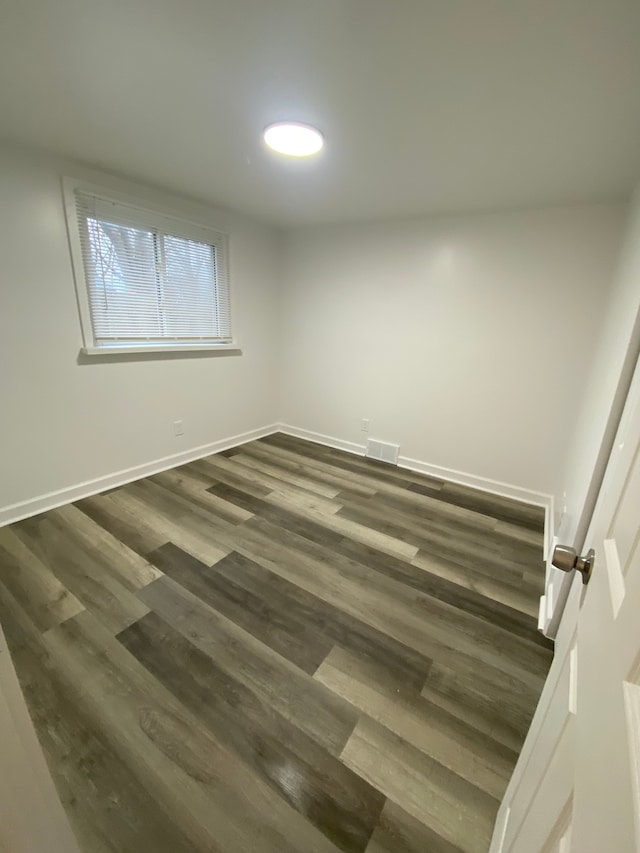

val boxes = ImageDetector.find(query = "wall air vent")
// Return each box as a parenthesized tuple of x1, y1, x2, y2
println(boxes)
(365, 438, 400, 465)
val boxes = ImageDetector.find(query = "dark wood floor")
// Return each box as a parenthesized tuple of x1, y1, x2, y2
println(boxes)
(0, 433, 553, 852)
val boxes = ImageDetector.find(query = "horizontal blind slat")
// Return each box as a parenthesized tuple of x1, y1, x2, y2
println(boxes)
(74, 190, 231, 349)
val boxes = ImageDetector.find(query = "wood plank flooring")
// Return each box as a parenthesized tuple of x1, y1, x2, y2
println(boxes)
(0, 432, 553, 852)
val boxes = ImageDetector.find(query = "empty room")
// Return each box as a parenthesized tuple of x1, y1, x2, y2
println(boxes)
(2, 1, 640, 851)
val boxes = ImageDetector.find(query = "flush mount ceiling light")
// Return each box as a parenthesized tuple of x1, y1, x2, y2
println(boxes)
(263, 122, 324, 157)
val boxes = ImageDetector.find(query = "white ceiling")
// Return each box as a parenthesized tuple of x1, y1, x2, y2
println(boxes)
(1, 0, 640, 226)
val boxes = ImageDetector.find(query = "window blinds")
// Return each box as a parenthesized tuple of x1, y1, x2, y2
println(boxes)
(74, 191, 231, 348)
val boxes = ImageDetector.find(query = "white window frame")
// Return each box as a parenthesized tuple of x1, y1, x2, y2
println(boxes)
(62, 177, 239, 356)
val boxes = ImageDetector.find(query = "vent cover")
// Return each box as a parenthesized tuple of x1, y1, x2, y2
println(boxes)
(365, 438, 400, 465)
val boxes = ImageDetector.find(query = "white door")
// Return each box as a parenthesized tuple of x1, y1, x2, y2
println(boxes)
(491, 353, 640, 852)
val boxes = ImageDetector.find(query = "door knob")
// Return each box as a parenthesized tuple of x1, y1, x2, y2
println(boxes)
(551, 544, 594, 585)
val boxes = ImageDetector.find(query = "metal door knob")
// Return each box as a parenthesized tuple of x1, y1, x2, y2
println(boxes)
(552, 544, 595, 585)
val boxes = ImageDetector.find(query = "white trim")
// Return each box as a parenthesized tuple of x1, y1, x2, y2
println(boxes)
(538, 595, 546, 631)
(546, 586, 555, 622)
(568, 645, 578, 716)
(62, 177, 93, 350)
(397, 452, 554, 511)
(277, 424, 367, 457)
(543, 496, 555, 565)
(62, 175, 232, 354)
(81, 344, 241, 357)
(489, 582, 581, 852)
(62, 176, 230, 238)
(604, 536, 626, 618)
(1, 420, 555, 554)
(278, 423, 553, 513)
(277, 423, 553, 542)
(400, 451, 554, 635)
(0, 424, 278, 527)
(493, 805, 511, 853)
(623, 681, 640, 851)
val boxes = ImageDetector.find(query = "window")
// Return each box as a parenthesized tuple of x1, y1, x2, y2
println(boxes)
(63, 180, 235, 355)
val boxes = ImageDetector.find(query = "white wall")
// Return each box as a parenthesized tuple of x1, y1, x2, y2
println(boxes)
(558, 186, 640, 547)
(544, 186, 640, 636)
(0, 140, 631, 535)
(0, 143, 282, 518)
(280, 206, 625, 500)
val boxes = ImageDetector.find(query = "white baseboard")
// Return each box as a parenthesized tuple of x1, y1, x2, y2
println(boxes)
(277, 424, 366, 457)
(0, 424, 279, 527)
(543, 498, 555, 564)
(278, 423, 553, 512)
(397, 452, 553, 511)
(1, 421, 556, 554)
(490, 804, 511, 853)
(538, 595, 546, 631)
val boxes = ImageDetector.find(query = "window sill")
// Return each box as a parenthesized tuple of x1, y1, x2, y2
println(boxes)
(79, 343, 242, 360)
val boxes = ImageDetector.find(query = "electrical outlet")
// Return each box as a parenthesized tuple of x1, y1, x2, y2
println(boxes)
(173, 419, 184, 437)
(361, 418, 370, 432)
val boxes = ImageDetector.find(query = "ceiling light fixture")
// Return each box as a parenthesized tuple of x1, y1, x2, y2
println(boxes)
(263, 122, 324, 157)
